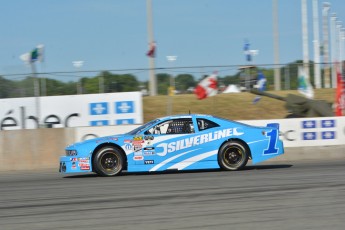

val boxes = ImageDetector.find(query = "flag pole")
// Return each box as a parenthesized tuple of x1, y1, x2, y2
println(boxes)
(31, 62, 41, 128)
(166, 56, 177, 115)
(147, 0, 157, 96)
(301, 0, 310, 84)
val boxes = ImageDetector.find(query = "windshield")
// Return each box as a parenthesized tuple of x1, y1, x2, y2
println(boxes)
(126, 119, 159, 135)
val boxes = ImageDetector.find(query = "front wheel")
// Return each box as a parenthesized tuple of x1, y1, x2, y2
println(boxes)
(93, 146, 124, 176)
(218, 141, 249, 171)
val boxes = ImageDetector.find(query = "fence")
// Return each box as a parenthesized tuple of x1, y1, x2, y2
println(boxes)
(1, 61, 344, 98)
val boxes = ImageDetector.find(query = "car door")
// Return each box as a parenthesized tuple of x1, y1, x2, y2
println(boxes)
(136, 118, 196, 166)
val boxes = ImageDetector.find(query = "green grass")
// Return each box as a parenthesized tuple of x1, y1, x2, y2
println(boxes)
(143, 89, 336, 122)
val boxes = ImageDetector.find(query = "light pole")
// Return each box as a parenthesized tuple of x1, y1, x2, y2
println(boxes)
(331, 13, 337, 88)
(342, 28, 345, 62)
(72, 61, 84, 94)
(336, 21, 343, 62)
(272, 0, 281, 90)
(167, 56, 177, 94)
(166, 55, 177, 115)
(312, 0, 321, 89)
(322, 2, 331, 88)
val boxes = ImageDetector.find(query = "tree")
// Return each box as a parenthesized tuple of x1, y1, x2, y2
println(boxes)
(175, 74, 195, 92)
(221, 75, 240, 86)
(45, 78, 76, 95)
(156, 73, 170, 95)
(98, 72, 140, 93)
(0, 76, 15, 98)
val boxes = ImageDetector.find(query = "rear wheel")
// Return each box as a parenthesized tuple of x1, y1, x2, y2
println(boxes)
(218, 141, 249, 171)
(93, 146, 124, 176)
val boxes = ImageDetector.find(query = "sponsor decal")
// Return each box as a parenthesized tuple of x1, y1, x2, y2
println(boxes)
(143, 151, 155, 156)
(80, 165, 90, 170)
(133, 140, 144, 145)
(124, 139, 132, 143)
(144, 160, 154, 165)
(133, 156, 144, 161)
(78, 157, 89, 160)
(144, 136, 154, 140)
(125, 143, 132, 150)
(156, 128, 244, 156)
(71, 162, 76, 170)
(78, 158, 90, 163)
(133, 145, 142, 152)
(144, 147, 154, 150)
(79, 162, 90, 170)
(133, 136, 143, 141)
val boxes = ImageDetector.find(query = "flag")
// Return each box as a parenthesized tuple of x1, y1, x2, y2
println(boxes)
(253, 71, 266, 104)
(335, 65, 345, 116)
(297, 66, 314, 99)
(146, 41, 156, 58)
(20, 44, 44, 64)
(243, 40, 251, 62)
(194, 72, 218, 100)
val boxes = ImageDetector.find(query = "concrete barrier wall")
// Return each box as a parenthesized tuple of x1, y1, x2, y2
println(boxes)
(266, 145, 345, 162)
(0, 128, 74, 171)
(0, 127, 344, 172)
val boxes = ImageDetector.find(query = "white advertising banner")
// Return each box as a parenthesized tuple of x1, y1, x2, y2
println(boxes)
(0, 92, 143, 130)
(240, 117, 345, 147)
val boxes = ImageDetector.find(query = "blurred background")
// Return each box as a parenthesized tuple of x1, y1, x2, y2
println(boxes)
(0, 0, 344, 98)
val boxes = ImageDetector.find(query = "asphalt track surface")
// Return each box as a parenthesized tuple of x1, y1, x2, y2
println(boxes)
(0, 159, 344, 230)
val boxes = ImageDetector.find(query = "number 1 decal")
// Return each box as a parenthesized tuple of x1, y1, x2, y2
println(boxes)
(263, 124, 279, 155)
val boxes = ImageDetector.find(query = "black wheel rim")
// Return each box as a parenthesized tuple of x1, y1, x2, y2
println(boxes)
(100, 152, 120, 172)
(223, 145, 244, 166)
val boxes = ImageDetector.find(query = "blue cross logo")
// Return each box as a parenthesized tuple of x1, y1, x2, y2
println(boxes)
(90, 102, 108, 115)
(90, 120, 109, 126)
(116, 119, 135, 125)
(302, 120, 316, 129)
(321, 131, 335, 139)
(321, 120, 335, 128)
(115, 101, 134, 114)
(302, 132, 317, 140)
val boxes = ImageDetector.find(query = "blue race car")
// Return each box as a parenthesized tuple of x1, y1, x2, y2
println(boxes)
(59, 114, 284, 176)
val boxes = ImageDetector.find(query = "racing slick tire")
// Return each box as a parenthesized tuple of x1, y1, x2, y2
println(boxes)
(218, 140, 249, 171)
(93, 146, 124, 176)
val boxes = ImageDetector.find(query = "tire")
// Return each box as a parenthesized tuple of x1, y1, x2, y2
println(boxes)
(218, 141, 249, 171)
(93, 146, 124, 176)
